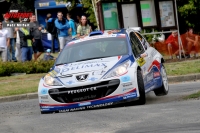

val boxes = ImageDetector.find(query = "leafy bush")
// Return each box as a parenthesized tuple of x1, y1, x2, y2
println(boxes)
(0, 60, 54, 77)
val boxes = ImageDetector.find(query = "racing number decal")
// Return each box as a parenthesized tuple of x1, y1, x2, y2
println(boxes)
(136, 57, 146, 66)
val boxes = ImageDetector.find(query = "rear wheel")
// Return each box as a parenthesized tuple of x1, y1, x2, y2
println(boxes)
(154, 64, 169, 96)
(135, 69, 146, 105)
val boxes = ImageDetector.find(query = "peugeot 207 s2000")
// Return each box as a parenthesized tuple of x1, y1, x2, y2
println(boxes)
(38, 28, 169, 114)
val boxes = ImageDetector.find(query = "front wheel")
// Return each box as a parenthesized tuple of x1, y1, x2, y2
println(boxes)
(135, 69, 146, 105)
(154, 64, 169, 96)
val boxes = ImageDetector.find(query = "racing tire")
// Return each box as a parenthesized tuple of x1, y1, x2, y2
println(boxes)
(135, 69, 146, 105)
(154, 64, 169, 96)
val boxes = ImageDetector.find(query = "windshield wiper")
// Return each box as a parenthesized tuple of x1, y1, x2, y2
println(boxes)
(75, 56, 112, 62)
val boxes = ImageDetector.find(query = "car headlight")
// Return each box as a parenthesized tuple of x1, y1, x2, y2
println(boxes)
(104, 60, 130, 79)
(44, 74, 62, 86)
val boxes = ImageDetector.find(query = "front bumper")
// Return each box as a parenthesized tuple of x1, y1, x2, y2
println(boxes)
(40, 88, 138, 113)
(39, 67, 139, 113)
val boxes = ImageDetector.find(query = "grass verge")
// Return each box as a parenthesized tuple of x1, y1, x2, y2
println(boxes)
(0, 59, 200, 97)
(165, 59, 200, 76)
(0, 73, 45, 97)
(183, 91, 200, 100)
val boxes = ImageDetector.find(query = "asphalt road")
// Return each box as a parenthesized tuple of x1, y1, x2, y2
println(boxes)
(0, 81, 200, 133)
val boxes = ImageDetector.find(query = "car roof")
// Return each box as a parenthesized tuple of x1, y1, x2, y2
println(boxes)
(67, 27, 142, 46)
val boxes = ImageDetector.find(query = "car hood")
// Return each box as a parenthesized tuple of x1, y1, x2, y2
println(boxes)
(50, 55, 132, 86)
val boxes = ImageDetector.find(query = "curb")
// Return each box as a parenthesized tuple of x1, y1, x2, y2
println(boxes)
(168, 73, 200, 83)
(0, 93, 38, 103)
(1, 73, 200, 103)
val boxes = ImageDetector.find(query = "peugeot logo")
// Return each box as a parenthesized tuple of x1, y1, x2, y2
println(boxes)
(76, 74, 88, 81)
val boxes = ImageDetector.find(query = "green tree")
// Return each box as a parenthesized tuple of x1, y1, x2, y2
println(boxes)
(5, 0, 34, 12)
(81, 0, 97, 26)
(177, 0, 200, 31)
(57, 0, 97, 26)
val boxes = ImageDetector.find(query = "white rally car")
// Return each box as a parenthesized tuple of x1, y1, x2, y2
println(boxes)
(38, 28, 169, 114)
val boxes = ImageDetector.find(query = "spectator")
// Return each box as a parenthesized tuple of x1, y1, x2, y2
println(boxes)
(54, 11, 70, 51)
(14, 18, 23, 62)
(77, 15, 92, 38)
(0, 20, 10, 62)
(18, 27, 33, 62)
(165, 31, 180, 59)
(29, 14, 44, 61)
(185, 28, 199, 57)
(3, 14, 17, 62)
(43, 49, 55, 61)
(46, 13, 59, 53)
(66, 12, 77, 39)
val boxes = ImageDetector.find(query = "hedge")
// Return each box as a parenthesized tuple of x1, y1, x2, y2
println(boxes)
(0, 60, 54, 77)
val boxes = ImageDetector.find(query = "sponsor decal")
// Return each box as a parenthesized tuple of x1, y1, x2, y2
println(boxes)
(3, 23, 31, 28)
(117, 34, 126, 38)
(122, 82, 132, 87)
(123, 92, 137, 99)
(145, 85, 155, 93)
(88, 77, 98, 81)
(56, 1, 68, 5)
(66, 80, 75, 85)
(120, 75, 131, 82)
(137, 57, 146, 67)
(67, 42, 75, 46)
(86, 102, 113, 109)
(106, 30, 121, 34)
(79, 102, 91, 106)
(59, 102, 113, 112)
(150, 49, 157, 57)
(122, 88, 133, 91)
(59, 107, 86, 112)
(67, 87, 97, 94)
(41, 109, 50, 111)
(41, 88, 48, 95)
(40, 95, 48, 99)
(73, 95, 96, 102)
(41, 106, 54, 109)
(48, 70, 58, 77)
(146, 71, 154, 82)
(4, 10, 33, 21)
(92, 70, 106, 75)
(39, 2, 49, 7)
(41, 100, 49, 103)
(61, 62, 108, 73)
(118, 56, 121, 60)
(154, 72, 160, 78)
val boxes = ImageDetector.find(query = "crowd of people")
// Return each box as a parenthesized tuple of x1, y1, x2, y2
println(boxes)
(0, 11, 92, 62)
(165, 29, 199, 59)
(1, 10, 199, 62)
(46, 12, 92, 52)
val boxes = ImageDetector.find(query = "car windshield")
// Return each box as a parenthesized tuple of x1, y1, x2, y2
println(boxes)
(55, 37, 128, 65)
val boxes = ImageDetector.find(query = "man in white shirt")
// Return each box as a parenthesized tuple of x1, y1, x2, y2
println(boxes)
(3, 14, 17, 62)
(0, 20, 10, 62)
